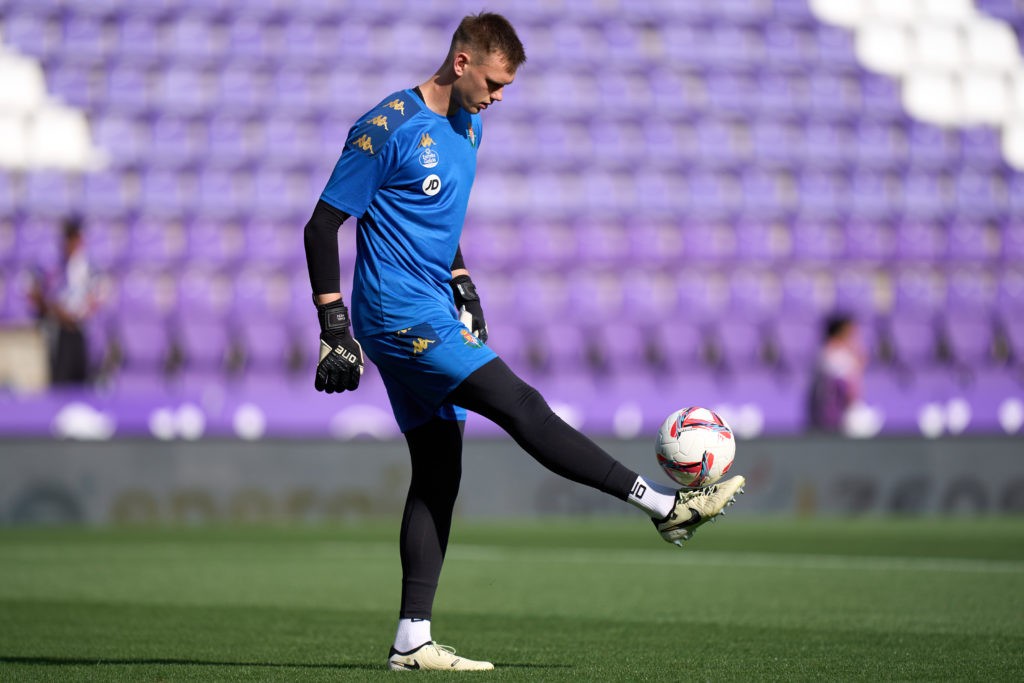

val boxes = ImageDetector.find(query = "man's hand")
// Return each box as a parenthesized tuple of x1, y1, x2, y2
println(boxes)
(450, 274, 488, 342)
(315, 299, 363, 393)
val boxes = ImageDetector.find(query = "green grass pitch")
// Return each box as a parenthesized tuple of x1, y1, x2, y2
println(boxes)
(1, 518, 1022, 681)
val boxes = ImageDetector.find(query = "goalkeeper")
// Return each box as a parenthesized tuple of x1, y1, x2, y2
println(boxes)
(303, 12, 744, 672)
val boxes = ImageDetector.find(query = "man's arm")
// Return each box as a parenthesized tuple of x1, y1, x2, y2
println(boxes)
(303, 200, 364, 392)
(449, 244, 487, 342)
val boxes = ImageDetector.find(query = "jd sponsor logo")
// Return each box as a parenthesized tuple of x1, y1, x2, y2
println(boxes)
(422, 174, 441, 196)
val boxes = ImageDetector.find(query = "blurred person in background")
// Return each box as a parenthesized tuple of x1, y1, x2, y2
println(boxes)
(807, 312, 868, 434)
(27, 215, 99, 386)
(303, 12, 745, 671)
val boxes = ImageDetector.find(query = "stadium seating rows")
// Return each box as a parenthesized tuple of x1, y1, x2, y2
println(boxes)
(0, 0, 1022, 438)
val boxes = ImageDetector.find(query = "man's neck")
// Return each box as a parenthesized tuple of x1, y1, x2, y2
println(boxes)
(417, 76, 458, 117)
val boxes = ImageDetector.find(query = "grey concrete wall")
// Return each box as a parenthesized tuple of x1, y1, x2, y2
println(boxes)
(1, 436, 1022, 524)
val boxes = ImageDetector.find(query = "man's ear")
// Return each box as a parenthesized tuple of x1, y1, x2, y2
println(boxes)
(452, 51, 470, 77)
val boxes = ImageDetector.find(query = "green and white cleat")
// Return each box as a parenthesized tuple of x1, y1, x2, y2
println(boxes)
(387, 641, 494, 671)
(654, 475, 746, 547)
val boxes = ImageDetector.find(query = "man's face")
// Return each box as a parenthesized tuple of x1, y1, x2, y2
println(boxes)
(454, 50, 516, 114)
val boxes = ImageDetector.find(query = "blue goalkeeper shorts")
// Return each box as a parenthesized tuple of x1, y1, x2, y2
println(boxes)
(358, 317, 497, 433)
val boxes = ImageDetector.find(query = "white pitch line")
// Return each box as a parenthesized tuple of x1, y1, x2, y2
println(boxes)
(446, 545, 1024, 575)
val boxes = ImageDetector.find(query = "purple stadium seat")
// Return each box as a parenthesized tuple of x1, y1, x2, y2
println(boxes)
(153, 67, 213, 117)
(62, 15, 110, 62)
(862, 366, 955, 435)
(803, 121, 854, 170)
(762, 23, 812, 69)
(807, 73, 862, 122)
(262, 116, 319, 167)
(1004, 223, 1024, 262)
(25, 171, 80, 217)
(895, 221, 948, 262)
(176, 316, 232, 372)
(727, 267, 782, 322)
(83, 218, 130, 272)
(733, 218, 793, 262)
(848, 170, 898, 221)
(959, 128, 1004, 170)
(772, 315, 822, 372)
(796, 173, 846, 220)
(238, 316, 293, 372)
(954, 170, 1007, 221)
(114, 316, 172, 371)
(214, 64, 270, 114)
(757, 72, 804, 118)
(947, 221, 1001, 262)
(832, 266, 885, 319)
(114, 18, 163, 65)
(943, 312, 997, 369)
(845, 220, 896, 261)
(139, 170, 192, 217)
(790, 215, 845, 261)
(13, 217, 60, 267)
(891, 267, 947, 317)
(92, 115, 147, 169)
(751, 120, 801, 168)
(148, 116, 201, 169)
(814, 25, 859, 69)
(855, 122, 906, 169)
(1, 14, 61, 61)
(713, 318, 769, 370)
(176, 266, 232, 320)
(104, 63, 152, 113)
(780, 267, 835, 317)
(908, 125, 961, 170)
(45, 62, 98, 110)
(513, 269, 571, 326)
(575, 221, 631, 267)
(185, 218, 245, 267)
(165, 16, 225, 65)
(686, 173, 740, 220)
(195, 169, 246, 217)
(83, 171, 138, 218)
(885, 316, 940, 368)
(859, 75, 904, 122)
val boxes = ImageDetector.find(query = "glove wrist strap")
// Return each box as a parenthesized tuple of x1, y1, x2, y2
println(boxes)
(451, 275, 479, 303)
(315, 297, 351, 333)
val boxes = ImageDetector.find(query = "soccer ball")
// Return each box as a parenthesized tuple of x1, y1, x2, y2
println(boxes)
(656, 406, 736, 488)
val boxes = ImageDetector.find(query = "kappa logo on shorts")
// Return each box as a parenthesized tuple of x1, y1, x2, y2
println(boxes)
(422, 174, 441, 196)
(396, 324, 440, 357)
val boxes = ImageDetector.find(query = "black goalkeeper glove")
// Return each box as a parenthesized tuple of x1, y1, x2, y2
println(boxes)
(315, 298, 364, 393)
(450, 274, 488, 343)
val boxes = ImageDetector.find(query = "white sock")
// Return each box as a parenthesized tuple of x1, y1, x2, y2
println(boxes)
(393, 618, 432, 653)
(627, 475, 678, 519)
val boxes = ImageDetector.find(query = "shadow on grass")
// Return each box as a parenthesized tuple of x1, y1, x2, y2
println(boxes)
(1, 655, 571, 671)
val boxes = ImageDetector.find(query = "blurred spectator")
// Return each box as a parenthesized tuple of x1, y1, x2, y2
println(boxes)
(807, 312, 867, 433)
(27, 216, 100, 386)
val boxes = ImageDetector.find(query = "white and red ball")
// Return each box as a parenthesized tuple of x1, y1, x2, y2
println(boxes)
(656, 406, 736, 488)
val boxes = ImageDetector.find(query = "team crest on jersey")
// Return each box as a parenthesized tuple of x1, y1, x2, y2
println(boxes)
(367, 114, 389, 131)
(419, 147, 438, 168)
(384, 99, 406, 116)
(460, 327, 483, 348)
(466, 125, 476, 147)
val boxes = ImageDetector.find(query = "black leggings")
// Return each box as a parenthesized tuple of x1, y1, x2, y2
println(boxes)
(398, 357, 637, 618)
